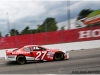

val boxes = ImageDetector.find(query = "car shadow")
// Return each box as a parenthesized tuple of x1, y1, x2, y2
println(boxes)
(5, 60, 66, 66)
(5, 61, 18, 65)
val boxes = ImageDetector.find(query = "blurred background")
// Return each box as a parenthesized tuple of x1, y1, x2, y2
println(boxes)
(0, 0, 100, 49)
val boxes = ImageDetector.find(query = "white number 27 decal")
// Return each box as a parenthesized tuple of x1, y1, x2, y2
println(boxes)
(35, 51, 47, 60)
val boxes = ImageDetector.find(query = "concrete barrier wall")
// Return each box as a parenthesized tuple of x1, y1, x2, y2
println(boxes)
(0, 50, 6, 58)
(0, 40, 100, 57)
(43, 40, 100, 51)
(0, 48, 17, 58)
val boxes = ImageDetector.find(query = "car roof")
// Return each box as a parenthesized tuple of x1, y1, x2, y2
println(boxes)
(23, 45, 41, 47)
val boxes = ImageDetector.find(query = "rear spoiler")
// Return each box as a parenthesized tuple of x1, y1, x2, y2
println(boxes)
(6, 48, 18, 51)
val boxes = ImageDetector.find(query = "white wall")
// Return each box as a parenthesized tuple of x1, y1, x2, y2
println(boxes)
(0, 40, 100, 57)
(0, 50, 6, 58)
(0, 48, 17, 58)
(43, 40, 100, 51)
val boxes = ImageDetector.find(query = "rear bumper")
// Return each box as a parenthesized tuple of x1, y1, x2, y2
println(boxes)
(5, 56, 16, 61)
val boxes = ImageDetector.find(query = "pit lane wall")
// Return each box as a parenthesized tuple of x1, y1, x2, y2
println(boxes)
(0, 39, 100, 57)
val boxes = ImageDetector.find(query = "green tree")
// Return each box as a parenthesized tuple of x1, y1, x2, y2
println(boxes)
(28, 29, 37, 34)
(20, 26, 37, 34)
(37, 17, 58, 33)
(60, 26, 65, 30)
(77, 9, 94, 20)
(10, 29, 19, 36)
(21, 26, 30, 34)
(5, 34, 9, 37)
(36, 24, 43, 33)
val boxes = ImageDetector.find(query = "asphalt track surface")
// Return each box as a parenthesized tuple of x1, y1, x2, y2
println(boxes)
(0, 48, 100, 74)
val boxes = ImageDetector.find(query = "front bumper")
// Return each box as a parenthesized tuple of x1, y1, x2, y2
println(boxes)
(64, 52, 69, 60)
(5, 56, 16, 61)
(66, 52, 69, 59)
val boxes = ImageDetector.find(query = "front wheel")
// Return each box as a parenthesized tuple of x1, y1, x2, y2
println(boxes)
(16, 55, 26, 65)
(53, 52, 64, 61)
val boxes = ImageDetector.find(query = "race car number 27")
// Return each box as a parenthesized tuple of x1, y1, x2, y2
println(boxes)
(35, 51, 47, 60)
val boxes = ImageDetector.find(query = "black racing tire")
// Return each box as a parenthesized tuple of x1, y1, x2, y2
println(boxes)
(16, 55, 26, 65)
(53, 52, 64, 61)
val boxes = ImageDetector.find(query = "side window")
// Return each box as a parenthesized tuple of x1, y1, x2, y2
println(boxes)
(32, 46, 35, 50)
(38, 47, 45, 50)
(36, 47, 40, 50)
(24, 47, 31, 52)
(32, 46, 36, 51)
(32, 46, 46, 51)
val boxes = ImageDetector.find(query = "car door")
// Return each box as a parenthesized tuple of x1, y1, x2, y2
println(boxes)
(40, 47, 47, 60)
(31, 46, 47, 61)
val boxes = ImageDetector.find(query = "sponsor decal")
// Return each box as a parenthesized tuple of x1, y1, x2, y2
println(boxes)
(35, 51, 47, 60)
(8, 56, 15, 58)
(79, 29, 100, 39)
(12, 52, 30, 54)
(47, 51, 54, 59)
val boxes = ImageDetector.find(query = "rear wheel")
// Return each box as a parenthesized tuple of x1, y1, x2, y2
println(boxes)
(53, 52, 64, 61)
(16, 55, 26, 65)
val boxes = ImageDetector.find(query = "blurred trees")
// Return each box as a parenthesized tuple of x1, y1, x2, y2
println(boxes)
(21, 26, 30, 34)
(60, 26, 65, 30)
(76, 9, 94, 20)
(10, 29, 19, 36)
(5, 17, 58, 36)
(37, 17, 58, 33)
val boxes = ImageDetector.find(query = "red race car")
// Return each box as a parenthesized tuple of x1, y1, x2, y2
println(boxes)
(5, 45, 69, 64)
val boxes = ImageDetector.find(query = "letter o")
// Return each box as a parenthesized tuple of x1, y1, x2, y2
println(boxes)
(92, 29, 100, 37)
